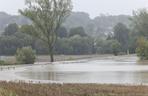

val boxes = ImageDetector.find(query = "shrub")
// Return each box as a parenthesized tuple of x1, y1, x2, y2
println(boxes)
(0, 60, 5, 65)
(16, 47, 36, 64)
(0, 60, 17, 65)
(96, 39, 122, 55)
(111, 40, 121, 56)
(136, 37, 148, 60)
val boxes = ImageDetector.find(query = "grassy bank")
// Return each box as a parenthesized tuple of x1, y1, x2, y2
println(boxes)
(0, 82, 148, 96)
(0, 54, 136, 65)
(36, 55, 99, 62)
(0, 55, 100, 65)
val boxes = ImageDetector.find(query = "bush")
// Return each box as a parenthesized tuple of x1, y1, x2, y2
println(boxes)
(69, 35, 94, 55)
(16, 47, 36, 64)
(54, 38, 73, 55)
(111, 40, 121, 56)
(136, 37, 148, 60)
(96, 39, 113, 54)
(0, 60, 17, 65)
(0, 60, 5, 65)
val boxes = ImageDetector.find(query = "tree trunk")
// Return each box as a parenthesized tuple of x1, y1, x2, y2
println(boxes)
(50, 51, 54, 62)
(49, 47, 54, 62)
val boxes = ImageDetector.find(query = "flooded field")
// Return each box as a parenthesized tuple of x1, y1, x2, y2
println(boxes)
(1, 55, 148, 84)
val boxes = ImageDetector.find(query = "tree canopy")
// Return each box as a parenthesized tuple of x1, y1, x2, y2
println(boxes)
(3, 23, 18, 36)
(69, 27, 87, 37)
(19, 0, 72, 62)
(113, 23, 129, 52)
(131, 9, 148, 38)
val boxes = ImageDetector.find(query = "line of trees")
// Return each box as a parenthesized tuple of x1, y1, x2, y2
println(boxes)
(0, 23, 95, 55)
(0, 21, 131, 56)
(0, 8, 147, 59)
(0, 21, 134, 57)
(0, 0, 148, 62)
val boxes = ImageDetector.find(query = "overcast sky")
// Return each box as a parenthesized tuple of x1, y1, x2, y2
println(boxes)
(0, 0, 147, 18)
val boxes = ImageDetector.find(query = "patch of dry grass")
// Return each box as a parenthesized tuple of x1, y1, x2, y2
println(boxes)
(0, 82, 148, 96)
(0, 88, 17, 96)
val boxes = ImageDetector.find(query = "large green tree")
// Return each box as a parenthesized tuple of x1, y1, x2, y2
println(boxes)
(19, 0, 72, 62)
(131, 9, 148, 59)
(113, 23, 129, 53)
(131, 9, 148, 38)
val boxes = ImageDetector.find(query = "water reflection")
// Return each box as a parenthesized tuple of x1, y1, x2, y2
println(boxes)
(16, 57, 148, 84)
(18, 71, 148, 84)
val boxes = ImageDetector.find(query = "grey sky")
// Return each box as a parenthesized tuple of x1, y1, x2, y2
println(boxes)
(0, 0, 147, 18)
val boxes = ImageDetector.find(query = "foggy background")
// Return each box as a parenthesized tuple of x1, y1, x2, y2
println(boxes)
(0, 0, 147, 18)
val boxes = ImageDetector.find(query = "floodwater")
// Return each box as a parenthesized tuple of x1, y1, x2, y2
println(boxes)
(2, 55, 148, 84)
(0, 55, 148, 84)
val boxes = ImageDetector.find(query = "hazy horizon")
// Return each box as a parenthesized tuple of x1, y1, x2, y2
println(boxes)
(0, 0, 147, 18)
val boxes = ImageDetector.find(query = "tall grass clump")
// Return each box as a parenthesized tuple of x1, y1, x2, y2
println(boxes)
(0, 88, 17, 96)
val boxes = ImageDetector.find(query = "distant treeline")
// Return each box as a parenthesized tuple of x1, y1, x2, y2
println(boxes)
(0, 9, 148, 56)
(0, 12, 130, 37)
(0, 21, 135, 56)
(0, 24, 95, 55)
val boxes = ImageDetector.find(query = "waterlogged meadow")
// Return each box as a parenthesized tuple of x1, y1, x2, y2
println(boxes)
(1, 0, 148, 96)
(2, 55, 148, 96)
(1, 55, 148, 84)
(16, 55, 148, 84)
